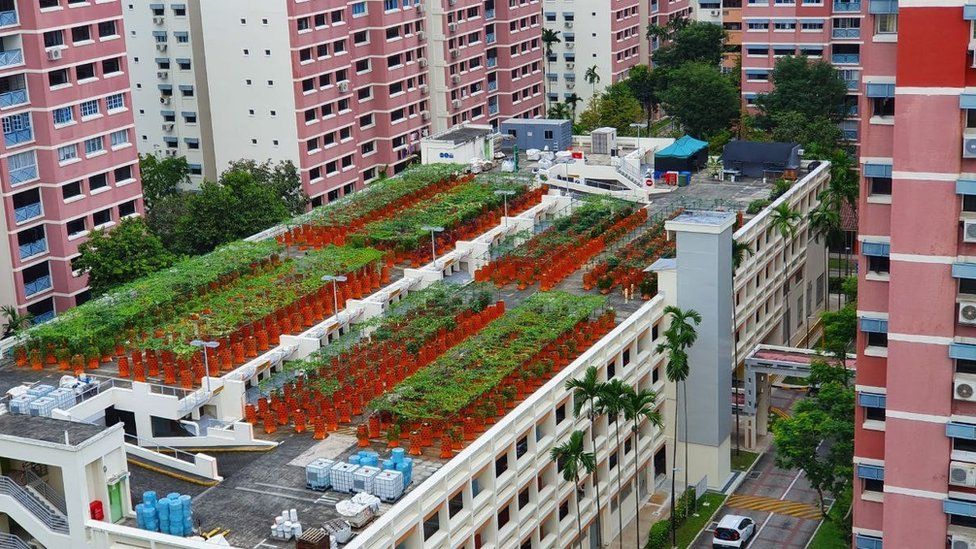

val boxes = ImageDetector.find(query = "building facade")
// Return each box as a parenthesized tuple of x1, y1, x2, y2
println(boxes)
(0, 0, 143, 320)
(851, 2, 976, 548)
(125, 0, 543, 203)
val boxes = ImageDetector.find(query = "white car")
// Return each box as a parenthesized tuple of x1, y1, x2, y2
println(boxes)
(712, 514, 756, 548)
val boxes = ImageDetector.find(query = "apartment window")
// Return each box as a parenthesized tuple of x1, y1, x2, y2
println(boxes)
(84, 136, 104, 156)
(422, 512, 439, 541)
(359, 113, 374, 127)
(72, 25, 91, 42)
(53, 107, 73, 126)
(62, 181, 82, 200)
(39, 0, 58, 9)
(89, 172, 108, 192)
(875, 13, 897, 34)
(177, 59, 191, 70)
(110, 129, 129, 147)
(80, 99, 99, 117)
(518, 486, 530, 509)
(102, 58, 121, 75)
(361, 141, 375, 155)
(57, 144, 78, 163)
(354, 30, 368, 45)
(495, 453, 509, 476)
(558, 499, 569, 520)
(448, 491, 463, 518)
(118, 200, 137, 217)
(173, 5, 186, 16)
(98, 20, 118, 38)
(497, 504, 510, 528)
(180, 86, 194, 97)
(67, 218, 87, 236)
(965, 195, 976, 213)
(76, 63, 96, 81)
(872, 97, 894, 118)
(866, 331, 887, 348)
(355, 59, 370, 73)
(357, 87, 371, 101)
(869, 177, 891, 196)
(296, 17, 309, 31)
(48, 69, 69, 87)
(93, 207, 112, 226)
(331, 10, 343, 23)
(114, 165, 132, 183)
(43, 30, 64, 48)
(175, 32, 189, 43)
(555, 402, 567, 424)
(516, 435, 528, 459)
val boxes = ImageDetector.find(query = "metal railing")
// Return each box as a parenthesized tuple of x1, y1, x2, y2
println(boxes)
(0, 10, 16, 27)
(0, 88, 26, 108)
(0, 476, 68, 534)
(831, 27, 860, 39)
(23, 275, 51, 297)
(13, 202, 40, 223)
(23, 469, 66, 515)
(833, 0, 861, 11)
(18, 238, 46, 260)
(4, 127, 31, 147)
(8, 163, 36, 185)
(0, 49, 22, 68)
(123, 433, 198, 464)
(832, 53, 860, 64)
(0, 532, 31, 549)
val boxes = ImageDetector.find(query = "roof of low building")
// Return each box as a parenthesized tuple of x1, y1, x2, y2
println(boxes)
(0, 414, 108, 447)
(431, 126, 495, 145)
(655, 135, 709, 159)
(722, 141, 799, 163)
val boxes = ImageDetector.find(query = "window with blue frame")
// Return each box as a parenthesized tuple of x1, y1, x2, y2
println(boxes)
(174, 31, 189, 43)
(856, 463, 884, 493)
(351, 1, 366, 13)
(383, 0, 397, 10)
(854, 533, 882, 549)
(80, 99, 99, 117)
(84, 136, 104, 155)
(52, 106, 73, 125)
(862, 241, 889, 275)
(861, 317, 888, 348)
(947, 422, 976, 453)
(105, 93, 125, 111)
(858, 392, 886, 421)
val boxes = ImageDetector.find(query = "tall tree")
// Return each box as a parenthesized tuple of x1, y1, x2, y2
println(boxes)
(755, 56, 849, 125)
(1, 305, 33, 336)
(551, 430, 596, 548)
(770, 203, 802, 238)
(542, 29, 562, 110)
(658, 62, 738, 139)
(577, 83, 644, 133)
(585, 65, 601, 97)
(596, 379, 629, 549)
(139, 154, 190, 209)
(74, 217, 177, 296)
(565, 93, 583, 120)
(566, 366, 606, 547)
(651, 21, 725, 70)
(548, 102, 571, 120)
(731, 240, 754, 455)
(625, 64, 657, 128)
(622, 386, 662, 547)
(768, 111, 843, 153)
(224, 159, 309, 214)
(655, 305, 701, 545)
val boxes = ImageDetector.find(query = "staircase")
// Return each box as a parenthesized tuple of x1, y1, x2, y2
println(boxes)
(0, 475, 69, 534)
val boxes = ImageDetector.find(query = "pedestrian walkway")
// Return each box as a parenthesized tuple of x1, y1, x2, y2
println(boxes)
(724, 494, 821, 520)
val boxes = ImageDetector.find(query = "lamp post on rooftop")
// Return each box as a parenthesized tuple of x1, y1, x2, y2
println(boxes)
(494, 189, 516, 228)
(189, 339, 219, 393)
(321, 275, 348, 325)
(421, 226, 444, 264)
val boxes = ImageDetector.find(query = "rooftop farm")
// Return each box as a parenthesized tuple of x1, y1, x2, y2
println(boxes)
(13, 165, 543, 389)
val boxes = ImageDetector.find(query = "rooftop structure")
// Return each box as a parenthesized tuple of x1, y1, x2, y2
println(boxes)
(0, 160, 830, 548)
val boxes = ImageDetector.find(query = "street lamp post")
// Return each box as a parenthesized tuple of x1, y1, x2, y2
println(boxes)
(420, 226, 444, 264)
(189, 339, 219, 393)
(494, 189, 515, 228)
(320, 275, 348, 324)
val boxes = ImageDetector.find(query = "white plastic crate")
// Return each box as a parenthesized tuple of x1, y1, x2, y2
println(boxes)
(9, 395, 34, 415)
(48, 388, 75, 409)
(306, 458, 335, 490)
(372, 470, 405, 502)
(28, 396, 57, 417)
(352, 466, 380, 494)
(26, 384, 54, 398)
(330, 462, 359, 494)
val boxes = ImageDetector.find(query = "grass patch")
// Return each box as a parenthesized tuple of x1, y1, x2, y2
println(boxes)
(808, 491, 851, 549)
(675, 492, 728, 548)
(730, 450, 760, 472)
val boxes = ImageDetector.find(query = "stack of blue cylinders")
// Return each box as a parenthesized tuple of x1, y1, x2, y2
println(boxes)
(382, 459, 396, 471)
(359, 451, 379, 467)
(180, 494, 193, 536)
(135, 503, 146, 529)
(393, 455, 413, 486)
(139, 490, 192, 536)
(140, 492, 159, 532)
(348, 454, 361, 466)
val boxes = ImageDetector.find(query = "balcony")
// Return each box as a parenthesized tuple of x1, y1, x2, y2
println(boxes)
(4, 126, 30, 146)
(489, 103, 499, 115)
(0, 87, 26, 108)
(19, 238, 46, 259)
(832, 53, 860, 64)
(488, 80, 498, 92)
(833, 0, 861, 11)
(7, 151, 36, 185)
(486, 8, 495, 19)
(13, 201, 40, 223)
(0, 10, 16, 27)
(0, 49, 22, 69)
(487, 57, 497, 68)
(486, 33, 496, 44)
(831, 27, 860, 39)
(23, 275, 51, 297)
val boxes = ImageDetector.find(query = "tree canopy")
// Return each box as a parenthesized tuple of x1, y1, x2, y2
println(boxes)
(659, 62, 738, 139)
(577, 82, 644, 133)
(74, 217, 176, 296)
(756, 56, 849, 126)
(651, 22, 726, 70)
(139, 154, 190, 209)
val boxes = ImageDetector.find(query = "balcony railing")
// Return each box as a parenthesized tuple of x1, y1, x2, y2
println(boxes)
(487, 58, 497, 68)
(485, 8, 495, 19)
(487, 80, 498, 91)
(23, 275, 51, 297)
(8, 163, 36, 184)
(842, 129, 858, 140)
(0, 475, 68, 534)
(831, 27, 860, 39)
(19, 238, 46, 259)
(0, 10, 17, 27)
(4, 126, 31, 146)
(0, 49, 23, 68)
(0, 88, 26, 108)
(486, 33, 496, 44)
(833, 0, 861, 11)
(845, 78, 859, 90)
(832, 53, 860, 64)
(13, 202, 40, 223)
(32, 310, 54, 324)
(489, 104, 499, 115)
(845, 105, 859, 117)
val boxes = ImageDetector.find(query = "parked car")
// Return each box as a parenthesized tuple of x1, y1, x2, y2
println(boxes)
(712, 514, 756, 548)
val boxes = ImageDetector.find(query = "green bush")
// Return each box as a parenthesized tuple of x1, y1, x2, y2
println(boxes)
(746, 199, 771, 215)
(645, 487, 697, 549)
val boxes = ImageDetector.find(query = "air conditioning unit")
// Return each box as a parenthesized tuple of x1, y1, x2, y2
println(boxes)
(567, 82, 575, 89)
(448, 0, 456, 5)
(452, 99, 461, 109)
(153, 16, 164, 25)
(418, 31, 427, 41)
(46, 48, 62, 61)
(567, 62, 575, 69)
(419, 84, 429, 95)
(448, 22, 457, 33)
(451, 74, 461, 85)
(156, 43, 168, 52)
(953, 533, 976, 549)
(566, 42, 575, 49)
(419, 57, 428, 68)
(711, 9, 720, 16)
(161, 122, 174, 132)
(157, 70, 169, 79)
(952, 461, 976, 487)
(565, 21, 573, 28)
(956, 373, 976, 401)
(450, 49, 459, 59)
(165, 149, 178, 156)
(966, 136, 976, 158)
(338, 81, 349, 92)
(421, 111, 431, 121)
(965, 220, 976, 243)
(160, 96, 171, 105)
(421, 127, 430, 137)
(961, 300, 976, 325)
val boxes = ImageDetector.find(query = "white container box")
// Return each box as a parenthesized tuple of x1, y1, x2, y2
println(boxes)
(372, 470, 405, 502)
(28, 396, 57, 417)
(330, 462, 359, 494)
(352, 466, 380, 494)
(9, 394, 34, 415)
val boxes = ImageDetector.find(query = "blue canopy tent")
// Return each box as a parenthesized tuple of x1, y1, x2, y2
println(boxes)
(653, 135, 710, 172)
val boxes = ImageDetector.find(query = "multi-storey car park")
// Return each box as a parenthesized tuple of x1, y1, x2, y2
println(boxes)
(0, 151, 829, 548)
(0, 0, 143, 321)
(123, 0, 544, 196)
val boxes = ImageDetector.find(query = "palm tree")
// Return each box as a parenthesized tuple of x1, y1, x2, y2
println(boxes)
(770, 203, 802, 239)
(731, 240, 753, 456)
(566, 366, 605, 547)
(808, 198, 842, 311)
(1, 305, 32, 338)
(548, 102, 571, 120)
(596, 378, 629, 549)
(566, 93, 582, 120)
(542, 29, 562, 108)
(584, 65, 601, 98)
(655, 305, 701, 547)
(622, 386, 663, 548)
(551, 429, 596, 549)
